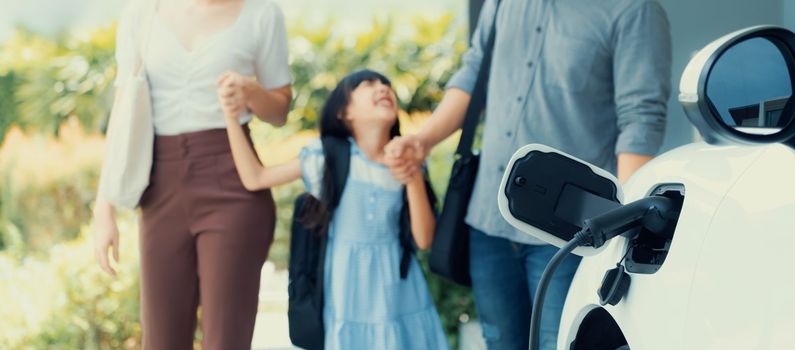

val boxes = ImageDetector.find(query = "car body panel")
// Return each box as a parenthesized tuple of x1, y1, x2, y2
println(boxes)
(559, 142, 770, 350)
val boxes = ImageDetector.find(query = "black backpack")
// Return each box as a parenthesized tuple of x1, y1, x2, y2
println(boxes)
(287, 136, 430, 350)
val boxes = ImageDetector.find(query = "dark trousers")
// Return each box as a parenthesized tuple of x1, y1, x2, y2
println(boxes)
(139, 126, 275, 350)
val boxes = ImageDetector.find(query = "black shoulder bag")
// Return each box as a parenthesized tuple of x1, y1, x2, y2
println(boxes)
(429, 0, 501, 286)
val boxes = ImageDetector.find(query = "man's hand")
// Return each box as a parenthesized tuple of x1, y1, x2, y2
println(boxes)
(385, 135, 427, 162)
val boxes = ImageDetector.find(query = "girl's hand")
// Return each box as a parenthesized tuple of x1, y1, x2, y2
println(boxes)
(385, 152, 421, 185)
(217, 71, 255, 121)
(93, 199, 120, 277)
(385, 136, 426, 184)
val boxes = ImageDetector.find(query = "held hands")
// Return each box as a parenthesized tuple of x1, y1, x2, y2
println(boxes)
(384, 135, 428, 184)
(217, 70, 255, 122)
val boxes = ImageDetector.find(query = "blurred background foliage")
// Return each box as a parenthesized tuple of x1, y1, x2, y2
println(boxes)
(0, 25, 117, 142)
(0, 12, 475, 349)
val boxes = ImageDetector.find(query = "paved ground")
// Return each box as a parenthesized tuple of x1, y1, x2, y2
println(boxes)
(251, 262, 297, 350)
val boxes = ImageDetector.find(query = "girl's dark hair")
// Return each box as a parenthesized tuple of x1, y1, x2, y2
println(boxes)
(301, 70, 402, 234)
(318, 69, 400, 142)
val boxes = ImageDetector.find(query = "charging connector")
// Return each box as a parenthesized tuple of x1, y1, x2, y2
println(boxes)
(579, 196, 677, 248)
(529, 195, 678, 350)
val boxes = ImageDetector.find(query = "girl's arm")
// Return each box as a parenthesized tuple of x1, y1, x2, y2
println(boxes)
(406, 174, 436, 250)
(224, 115, 301, 191)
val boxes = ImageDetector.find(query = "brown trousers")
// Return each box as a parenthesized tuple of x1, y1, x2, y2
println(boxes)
(138, 126, 275, 350)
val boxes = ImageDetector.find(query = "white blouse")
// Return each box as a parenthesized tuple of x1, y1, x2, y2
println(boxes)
(114, 0, 291, 135)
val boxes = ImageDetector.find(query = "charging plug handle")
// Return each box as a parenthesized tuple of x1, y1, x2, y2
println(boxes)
(581, 195, 676, 248)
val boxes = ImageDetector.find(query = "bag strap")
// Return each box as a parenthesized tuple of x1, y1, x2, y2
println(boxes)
(134, 0, 160, 74)
(456, 0, 503, 157)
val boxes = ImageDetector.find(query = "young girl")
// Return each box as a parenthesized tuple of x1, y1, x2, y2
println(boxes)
(219, 70, 449, 349)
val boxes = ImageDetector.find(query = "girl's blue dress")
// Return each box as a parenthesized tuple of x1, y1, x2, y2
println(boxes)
(299, 138, 450, 350)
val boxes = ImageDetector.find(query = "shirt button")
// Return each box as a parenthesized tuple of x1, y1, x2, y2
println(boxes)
(517, 96, 523, 102)
(498, 165, 506, 173)
(536, 26, 542, 33)
(506, 131, 513, 137)
(367, 214, 374, 220)
(527, 61, 534, 68)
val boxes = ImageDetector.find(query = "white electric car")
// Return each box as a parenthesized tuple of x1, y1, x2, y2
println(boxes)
(498, 26, 795, 350)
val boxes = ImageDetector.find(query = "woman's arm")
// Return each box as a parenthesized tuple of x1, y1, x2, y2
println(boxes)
(223, 115, 301, 191)
(406, 175, 436, 250)
(93, 88, 126, 276)
(244, 83, 291, 126)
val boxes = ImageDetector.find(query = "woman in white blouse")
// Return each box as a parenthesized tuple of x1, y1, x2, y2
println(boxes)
(92, 0, 291, 348)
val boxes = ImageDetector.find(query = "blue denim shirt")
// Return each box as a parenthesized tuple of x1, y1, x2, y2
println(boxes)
(448, 0, 672, 244)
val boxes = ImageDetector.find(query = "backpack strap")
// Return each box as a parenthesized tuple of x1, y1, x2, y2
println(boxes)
(320, 136, 351, 207)
(321, 136, 432, 280)
(316, 136, 351, 295)
(399, 191, 413, 279)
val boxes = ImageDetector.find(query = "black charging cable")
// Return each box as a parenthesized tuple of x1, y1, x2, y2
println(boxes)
(529, 196, 677, 350)
(529, 231, 586, 350)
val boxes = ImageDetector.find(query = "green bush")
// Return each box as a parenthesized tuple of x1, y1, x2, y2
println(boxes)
(0, 73, 18, 145)
(0, 220, 141, 350)
(0, 27, 117, 138)
(0, 127, 105, 255)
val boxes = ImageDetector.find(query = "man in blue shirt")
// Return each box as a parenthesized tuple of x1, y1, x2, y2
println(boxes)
(386, 0, 671, 348)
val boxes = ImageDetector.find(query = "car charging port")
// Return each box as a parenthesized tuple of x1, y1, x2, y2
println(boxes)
(624, 184, 685, 274)
(530, 186, 683, 349)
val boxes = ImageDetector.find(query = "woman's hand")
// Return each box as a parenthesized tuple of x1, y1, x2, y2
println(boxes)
(93, 197, 120, 277)
(217, 71, 255, 122)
